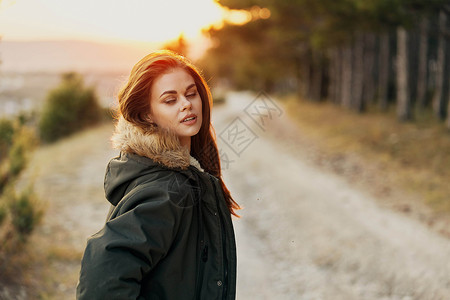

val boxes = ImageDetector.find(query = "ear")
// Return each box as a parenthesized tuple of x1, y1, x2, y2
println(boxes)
(145, 114, 158, 128)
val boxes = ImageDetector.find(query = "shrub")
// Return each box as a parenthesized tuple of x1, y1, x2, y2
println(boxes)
(0, 204, 5, 227)
(39, 72, 102, 143)
(0, 116, 42, 283)
(0, 123, 37, 194)
(0, 119, 14, 162)
(7, 187, 42, 241)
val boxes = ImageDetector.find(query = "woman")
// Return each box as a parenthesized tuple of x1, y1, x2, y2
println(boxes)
(76, 50, 240, 300)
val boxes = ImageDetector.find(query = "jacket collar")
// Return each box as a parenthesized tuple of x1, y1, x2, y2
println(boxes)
(111, 117, 204, 172)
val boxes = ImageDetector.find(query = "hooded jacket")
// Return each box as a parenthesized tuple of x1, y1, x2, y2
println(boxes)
(76, 117, 237, 300)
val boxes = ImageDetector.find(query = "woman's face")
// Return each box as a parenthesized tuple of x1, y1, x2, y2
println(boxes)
(149, 68, 203, 148)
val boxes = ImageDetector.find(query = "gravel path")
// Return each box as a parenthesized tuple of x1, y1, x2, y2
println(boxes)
(217, 92, 450, 300)
(21, 91, 450, 299)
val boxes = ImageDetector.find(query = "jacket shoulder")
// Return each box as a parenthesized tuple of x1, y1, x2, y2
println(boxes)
(114, 170, 199, 216)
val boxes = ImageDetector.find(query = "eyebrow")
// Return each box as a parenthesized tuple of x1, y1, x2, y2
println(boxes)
(159, 83, 197, 99)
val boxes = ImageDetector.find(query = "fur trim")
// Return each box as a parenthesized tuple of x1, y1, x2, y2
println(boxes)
(189, 155, 204, 172)
(112, 117, 201, 170)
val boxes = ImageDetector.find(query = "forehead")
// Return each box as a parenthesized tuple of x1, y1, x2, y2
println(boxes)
(151, 68, 195, 94)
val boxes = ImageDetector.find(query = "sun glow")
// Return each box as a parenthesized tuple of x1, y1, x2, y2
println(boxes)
(0, 0, 231, 43)
(0, 0, 270, 61)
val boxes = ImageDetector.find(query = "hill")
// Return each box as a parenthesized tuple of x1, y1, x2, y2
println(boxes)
(0, 40, 160, 73)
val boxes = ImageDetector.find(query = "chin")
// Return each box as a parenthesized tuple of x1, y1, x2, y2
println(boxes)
(179, 128, 201, 139)
(189, 128, 202, 137)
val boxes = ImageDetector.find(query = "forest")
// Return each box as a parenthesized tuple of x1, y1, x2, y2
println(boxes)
(201, 0, 450, 127)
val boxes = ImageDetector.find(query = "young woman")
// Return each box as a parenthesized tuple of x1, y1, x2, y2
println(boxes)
(76, 50, 240, 299)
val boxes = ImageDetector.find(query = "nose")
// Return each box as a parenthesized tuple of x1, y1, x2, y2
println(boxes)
(180, 96, 192, 111)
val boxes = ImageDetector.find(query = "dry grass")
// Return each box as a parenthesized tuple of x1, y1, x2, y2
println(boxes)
(281, 95, 450, 232)
(47, 246, 83, 262)
(14, 122, 116, 299)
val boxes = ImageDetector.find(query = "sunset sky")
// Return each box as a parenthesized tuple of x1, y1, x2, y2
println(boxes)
(0, 0, 257, 71)
(0, 0, 244, 44)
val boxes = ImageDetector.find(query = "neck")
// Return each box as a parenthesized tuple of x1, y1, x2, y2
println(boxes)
(179, 136, 191, 152)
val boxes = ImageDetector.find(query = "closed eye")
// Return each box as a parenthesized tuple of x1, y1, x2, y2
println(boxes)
(165, 98, 176, 104)
(186, 92, 197, 98)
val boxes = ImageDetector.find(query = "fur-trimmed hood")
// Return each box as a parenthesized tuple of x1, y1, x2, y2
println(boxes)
(111, 117, 204, 172)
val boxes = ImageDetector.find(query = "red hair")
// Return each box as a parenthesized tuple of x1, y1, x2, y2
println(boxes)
(117, 50, 240, 217)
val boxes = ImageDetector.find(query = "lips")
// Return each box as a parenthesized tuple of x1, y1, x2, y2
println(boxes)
(181, 113, 197, 123)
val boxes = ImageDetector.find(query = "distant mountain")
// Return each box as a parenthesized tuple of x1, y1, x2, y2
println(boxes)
(0, 40, 160, 73)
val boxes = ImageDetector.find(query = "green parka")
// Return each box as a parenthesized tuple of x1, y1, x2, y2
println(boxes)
(76, 117, 237, 300)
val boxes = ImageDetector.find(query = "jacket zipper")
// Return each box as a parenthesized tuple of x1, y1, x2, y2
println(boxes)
(190, 167, 229, 299)
(209, 176, 228, 300)
(193, 169, 205, 300)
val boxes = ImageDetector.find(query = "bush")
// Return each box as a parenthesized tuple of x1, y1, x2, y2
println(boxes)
(0, 123, 37, 194)
(0, 205, 6, 227)
(39, 72, 102, 143)
(8, 187, 42, 241)
(8, 127, 34, 177)
(0, 119, 14, 162)
(0, 116, 42, 283)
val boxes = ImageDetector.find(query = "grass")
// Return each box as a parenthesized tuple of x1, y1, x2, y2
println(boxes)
(35, 244, 84, 300)
(280, 95, 450, 221)
(14, 122, 116, 299)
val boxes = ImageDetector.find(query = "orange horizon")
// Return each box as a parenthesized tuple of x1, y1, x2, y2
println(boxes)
(0, 0, 259, 46)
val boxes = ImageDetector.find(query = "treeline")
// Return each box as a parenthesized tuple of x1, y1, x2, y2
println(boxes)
(201, 0, 450, 126)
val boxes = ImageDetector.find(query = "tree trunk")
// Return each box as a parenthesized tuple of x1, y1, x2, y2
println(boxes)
(341, 46, 353, 108)
(363, 33, 376, 108)
(396, 27, 412, 121)
(353, 34, 365, 112)
(432, 10, 447, 120)
(327, 48, 336, 103)
(446, 76, 450, 129)
(378, 33, 390, 111)
(335, 48, 343, 104)
(417, 17, 429, 108)
(310, 51, 323, 101)
(299, 50, 311, 99)
(330, 48, 341, 104)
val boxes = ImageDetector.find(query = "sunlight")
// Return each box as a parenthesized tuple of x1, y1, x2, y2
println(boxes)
(223, 9, 252, 26)
(39, 0, 226, 42)
(0, 0, 228, 43)
(0, 0, 271, 63)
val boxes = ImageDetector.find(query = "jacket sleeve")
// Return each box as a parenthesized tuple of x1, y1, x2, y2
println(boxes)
(76, 178, 193, 300)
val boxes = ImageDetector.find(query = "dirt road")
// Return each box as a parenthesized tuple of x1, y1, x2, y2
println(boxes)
(23, 91, 450, 299)
(218, 92, 450, 299)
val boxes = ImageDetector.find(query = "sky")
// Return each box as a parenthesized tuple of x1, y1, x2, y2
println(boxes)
(0, 0, 256, 72)
(0, 0, 243, 44)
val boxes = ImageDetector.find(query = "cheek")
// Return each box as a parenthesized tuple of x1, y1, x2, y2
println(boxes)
(152, 106, 177, 126)
(196, 97, 203, 112)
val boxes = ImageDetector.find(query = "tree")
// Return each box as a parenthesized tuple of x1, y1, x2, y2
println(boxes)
(396, 27, 412, 121)
(432, 10, 447, 120)
(205, 0, 449, 122)
(39, 72, 102, 143)
(377, 33, 390, 111)
(352, 33, 365, 111)
(446, 76, 450, 129)
(162, 34, 188, 57)
(416, 18, 429, 108)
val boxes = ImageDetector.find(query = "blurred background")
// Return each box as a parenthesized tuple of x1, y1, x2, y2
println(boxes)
(1, 0, 450, 299)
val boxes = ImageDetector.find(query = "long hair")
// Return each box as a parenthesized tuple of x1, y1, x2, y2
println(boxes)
(117, 50, 240, 217)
